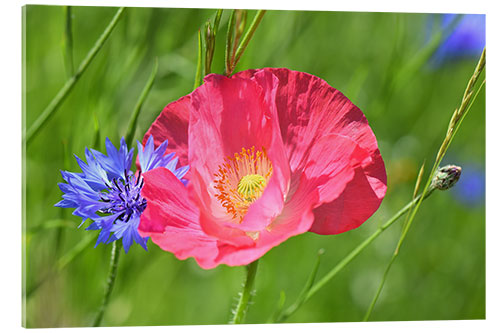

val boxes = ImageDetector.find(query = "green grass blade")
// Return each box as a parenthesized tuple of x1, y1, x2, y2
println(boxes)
(124, 58, 159, 146)
(26, 219, 75, 235)
(56, 233, 96, 271)
(391, 14, 464, 90)
(26, 233, 97, 299)
(275, 249, 324, 322)
(213, 9, 223, 35)
(62, 6, 74, 77)
(224, 10, 236, 75)
(194, 29, 203, 89)
(232, 10, 266, 71)
(24, 7, 126, 145)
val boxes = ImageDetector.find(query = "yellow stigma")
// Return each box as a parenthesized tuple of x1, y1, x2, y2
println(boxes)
(237, 174, 267, 201)
(214, 146, 273, 222)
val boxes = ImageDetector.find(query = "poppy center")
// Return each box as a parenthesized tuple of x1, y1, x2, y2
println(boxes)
(214, 146, 273, 221)
(237, 174, 267, 201)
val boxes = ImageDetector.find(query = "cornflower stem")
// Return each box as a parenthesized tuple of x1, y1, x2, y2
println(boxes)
(24, 7, 125, 145)
(90, 57, 158, 326)
(93, 241, 122, 327)
(275, 189, 435, 323)
(229, 259, 259, 324)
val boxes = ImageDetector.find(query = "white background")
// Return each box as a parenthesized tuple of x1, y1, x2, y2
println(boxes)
(2, 0, 498, 332)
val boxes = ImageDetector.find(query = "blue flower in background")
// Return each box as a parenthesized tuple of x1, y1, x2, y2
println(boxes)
(431, 14, 485, 65)
(56, 136, 189, 253)
(451, 164, 485, 206)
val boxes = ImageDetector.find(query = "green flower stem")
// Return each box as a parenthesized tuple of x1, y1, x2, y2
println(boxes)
(124, 58, 158, 146)
(204, 10, 223, 75)
(62, 6, 74, 77)
(194, 29, 203, 89)
(275, 189, 435, 323)
(232, 10, 266, 70)
(93, 241, 122, 327)
(24, 7, 125, 145)
(230, 11, 247, 66)
(229, 259, 259, 324)
(224, 10, 236, 76)
(225, 10, 266, 76)
(92, 53, 159, 328)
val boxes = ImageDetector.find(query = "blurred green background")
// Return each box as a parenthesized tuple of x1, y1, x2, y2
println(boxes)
(23, 6, 485, 327)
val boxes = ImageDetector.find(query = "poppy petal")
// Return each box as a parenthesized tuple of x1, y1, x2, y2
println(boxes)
(138, 167, 219, 268)
(187, 72, 290, 243)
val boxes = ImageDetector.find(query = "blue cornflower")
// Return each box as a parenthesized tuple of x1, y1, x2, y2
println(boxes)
(431, 14, 485, 66)
(55, 136, 189, 253)
(451, 164, 485, 207)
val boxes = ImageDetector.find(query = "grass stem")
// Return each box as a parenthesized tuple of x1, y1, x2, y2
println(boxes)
(362, 48, 486, 321)
(275, 189, 435, 323)
(124, 58, 158, 146)
(24, 7, 125, 145)
(62, 6, 74, 77)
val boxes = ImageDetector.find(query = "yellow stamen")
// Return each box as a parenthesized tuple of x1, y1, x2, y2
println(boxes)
(214, 146, 273, 222)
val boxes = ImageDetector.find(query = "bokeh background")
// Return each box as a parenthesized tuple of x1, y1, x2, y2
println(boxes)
(23, 6, 485, 327)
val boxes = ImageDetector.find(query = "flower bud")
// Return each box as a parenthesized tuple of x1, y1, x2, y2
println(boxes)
(431, 165, 462, 190)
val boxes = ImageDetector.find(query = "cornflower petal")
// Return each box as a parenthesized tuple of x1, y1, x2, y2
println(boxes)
(91, 137, 134, 180)
(137, 136, 176, 173)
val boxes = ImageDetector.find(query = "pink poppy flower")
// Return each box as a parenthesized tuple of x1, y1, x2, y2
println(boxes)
(138, 68, 387, 269)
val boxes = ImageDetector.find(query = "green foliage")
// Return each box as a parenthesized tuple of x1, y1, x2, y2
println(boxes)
(23, 6, 485, 327)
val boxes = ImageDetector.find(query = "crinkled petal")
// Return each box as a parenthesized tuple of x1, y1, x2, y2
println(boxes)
(142, 95, 191, 170)
(235, 68, 387, 234)
(311, 151, 387, 234)
(138, 167, 219, 268)
(187, 72, 290, 244)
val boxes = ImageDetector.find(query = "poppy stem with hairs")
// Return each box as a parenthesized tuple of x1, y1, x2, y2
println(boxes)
(229, 259, 260, 324)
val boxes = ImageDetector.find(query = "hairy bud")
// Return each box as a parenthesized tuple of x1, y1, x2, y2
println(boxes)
(431, 165, 462, 190)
